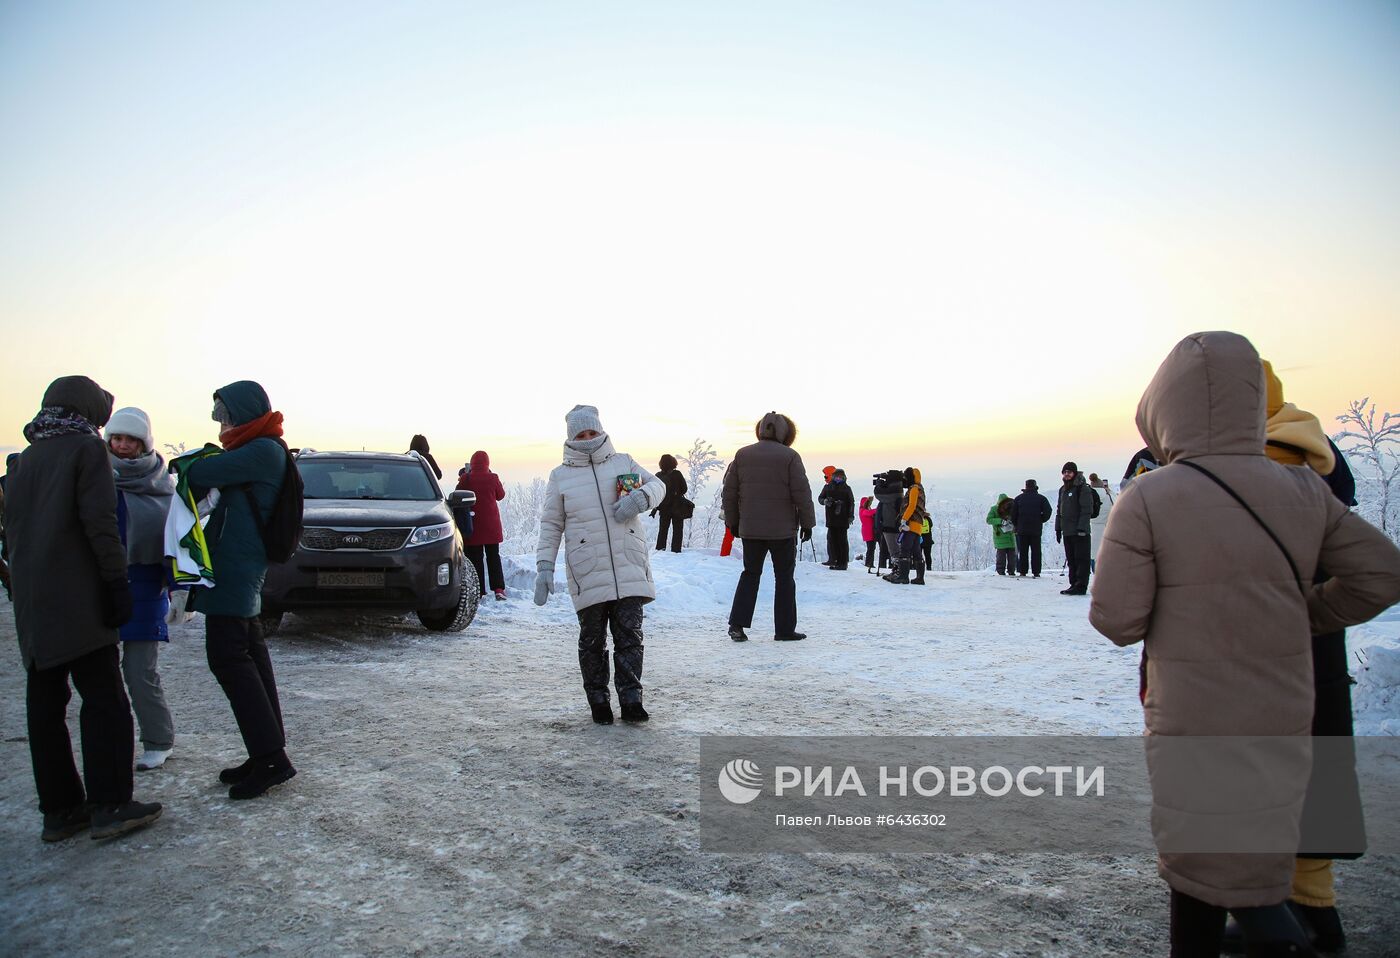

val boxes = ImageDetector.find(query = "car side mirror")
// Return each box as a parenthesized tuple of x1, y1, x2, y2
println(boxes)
(449, 489, 476, 508)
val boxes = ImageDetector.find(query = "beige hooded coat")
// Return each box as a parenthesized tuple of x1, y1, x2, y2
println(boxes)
(1089, 331, 1400, 908)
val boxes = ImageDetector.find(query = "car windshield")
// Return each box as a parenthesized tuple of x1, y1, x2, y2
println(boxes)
(298, 459, 439, 501)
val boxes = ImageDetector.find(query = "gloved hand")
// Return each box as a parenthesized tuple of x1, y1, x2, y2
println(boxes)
(165, 589, 193, 625)
(1055, 530, 1062, 544)
(101, 578, 134, 628)
(799, 527, 812, 543)
(614, 491, 646, 523)
(533, 562, 555, 606)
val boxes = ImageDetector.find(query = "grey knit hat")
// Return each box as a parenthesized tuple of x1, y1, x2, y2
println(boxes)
(105, 406, 154, 452)
(565, 404, 604, 440)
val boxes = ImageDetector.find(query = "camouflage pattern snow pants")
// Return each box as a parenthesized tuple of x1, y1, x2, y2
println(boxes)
(576, 596, 645, 706)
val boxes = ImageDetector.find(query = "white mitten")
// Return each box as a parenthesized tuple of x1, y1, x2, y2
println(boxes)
(533, 562, 556, 606)
(614, 491, 647, 523)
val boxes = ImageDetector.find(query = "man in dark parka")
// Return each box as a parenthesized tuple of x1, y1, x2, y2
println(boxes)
(817, 468, 855, 570)
(6, 376, 163, 841)
(721, 412, 817, 641)
(1009, 479, 1053, 578)
(1055, 461, 1093, 595)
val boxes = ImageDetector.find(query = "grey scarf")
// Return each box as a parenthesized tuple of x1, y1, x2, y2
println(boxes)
(563, 433, 612, 464)
(112, 451, 175, 564)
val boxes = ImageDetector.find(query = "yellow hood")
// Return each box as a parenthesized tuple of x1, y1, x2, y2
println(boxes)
(1261, 359, 1335, 475)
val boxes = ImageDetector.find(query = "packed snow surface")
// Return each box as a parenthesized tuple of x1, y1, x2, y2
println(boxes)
(2, 550, 1396, 956)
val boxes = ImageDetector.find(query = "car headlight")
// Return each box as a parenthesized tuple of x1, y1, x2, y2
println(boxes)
(405, 522, 456, 548)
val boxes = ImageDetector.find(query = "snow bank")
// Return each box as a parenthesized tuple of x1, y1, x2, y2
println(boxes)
(1352, 605, 1400, 735)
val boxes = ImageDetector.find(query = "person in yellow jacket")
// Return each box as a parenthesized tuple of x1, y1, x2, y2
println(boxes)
(1219, 361, 1359, 954)
(883, 467, 927, 585)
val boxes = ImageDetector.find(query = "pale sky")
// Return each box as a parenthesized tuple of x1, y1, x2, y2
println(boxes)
(2, 1, 1397, 498)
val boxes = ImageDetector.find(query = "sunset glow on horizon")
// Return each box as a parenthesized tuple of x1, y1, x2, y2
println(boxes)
(3, 1, 1396, 493)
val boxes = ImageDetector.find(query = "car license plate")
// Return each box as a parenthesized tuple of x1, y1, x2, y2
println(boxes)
(317, 571, 385, 588)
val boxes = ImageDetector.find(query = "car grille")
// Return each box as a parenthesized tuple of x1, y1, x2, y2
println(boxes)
(300, 527, 412, 551)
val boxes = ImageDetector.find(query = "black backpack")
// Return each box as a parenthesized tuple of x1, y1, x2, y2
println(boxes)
(242, 439, 304, 563)
(1089, 486, 1102, 519)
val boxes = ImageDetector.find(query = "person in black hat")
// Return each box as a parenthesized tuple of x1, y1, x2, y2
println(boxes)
(1009, 479, 1053, 578)
(1055, 461, 1093, 595)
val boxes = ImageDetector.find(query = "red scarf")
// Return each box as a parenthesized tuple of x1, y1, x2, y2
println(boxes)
(220, 410, 285, 450)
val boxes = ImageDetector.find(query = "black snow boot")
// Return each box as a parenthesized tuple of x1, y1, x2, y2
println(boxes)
(728, 626, 749, 642)
(90, 800, 163, 840)
(1287, 902, 1344, 954)
(882, 560, 909, 584)
(1217, 901, 1318, 957)
(228, 750, 297, 800)
(219, 756, 257, 785)
(590, 701, 614, 724)
(620, 702, 649, 723)
(774, 632, 807, 641)
(1226, 903, 1344, 955)
(41, 804, 92, 842)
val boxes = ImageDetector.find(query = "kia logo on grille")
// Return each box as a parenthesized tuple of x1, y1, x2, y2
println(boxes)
(342, 534, 364, 546)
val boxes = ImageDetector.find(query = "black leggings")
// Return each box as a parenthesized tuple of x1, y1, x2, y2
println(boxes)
(465, 543, 505, 593)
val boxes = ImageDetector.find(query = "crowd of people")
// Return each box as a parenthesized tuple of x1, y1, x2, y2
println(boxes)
(6, 331, 1400, 958)
(4, 377, 300, 843)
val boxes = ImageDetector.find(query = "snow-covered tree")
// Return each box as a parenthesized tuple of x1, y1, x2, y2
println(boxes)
(680, 438, 725, 546)
(1334, 397, 1400, 541)
(501, 477, 549, 554)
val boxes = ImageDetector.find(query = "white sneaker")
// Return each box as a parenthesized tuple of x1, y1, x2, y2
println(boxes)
(136, 749, 172, 771)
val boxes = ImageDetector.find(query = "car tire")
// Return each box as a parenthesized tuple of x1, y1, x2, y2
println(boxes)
(417, 559, 480, 632)
(259, 610, 284, 637)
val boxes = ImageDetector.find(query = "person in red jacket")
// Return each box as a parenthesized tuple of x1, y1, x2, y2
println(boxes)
(456, 451, 507, 600)
(858, 495, 882, 571)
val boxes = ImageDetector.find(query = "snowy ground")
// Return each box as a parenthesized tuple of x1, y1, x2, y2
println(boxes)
(2, 550, 1397, 957)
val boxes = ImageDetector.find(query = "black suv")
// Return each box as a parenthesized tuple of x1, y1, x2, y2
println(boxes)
(261, 450, 479, 633)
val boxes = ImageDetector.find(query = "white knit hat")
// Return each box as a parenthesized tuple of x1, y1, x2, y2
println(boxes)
(565, 404, 604, 440)
(105, 406, 154, 452)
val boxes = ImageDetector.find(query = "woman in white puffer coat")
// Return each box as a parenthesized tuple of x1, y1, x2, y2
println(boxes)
(534, 405, 666, 726)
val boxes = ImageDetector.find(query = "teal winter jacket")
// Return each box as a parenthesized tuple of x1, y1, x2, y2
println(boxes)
(185, 381, 286, 618)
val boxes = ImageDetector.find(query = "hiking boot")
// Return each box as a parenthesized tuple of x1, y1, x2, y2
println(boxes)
(620, 702, 650, 723)
(90, 800, 162, 840)
(136, 748, 172, 771)
(774, 632, 807, 641)
(219, 757, 256, 785)
(728, 626, 749, 642)
(882, 559, 908, 584)
(228, 752, 297, 800)
(41, 804, 92, 842)
(493, 589, 507, 601)
(590, 701, 614, 725)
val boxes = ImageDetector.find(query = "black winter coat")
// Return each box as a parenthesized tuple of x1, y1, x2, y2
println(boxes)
(657, 468, 688, 515)
(873, 475, 903, 533)
(1010, 489, 1052, 536)
(1055, 473, 1094, 537)
(818, 481, 855, 528)
(6, 377, 128, 670)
